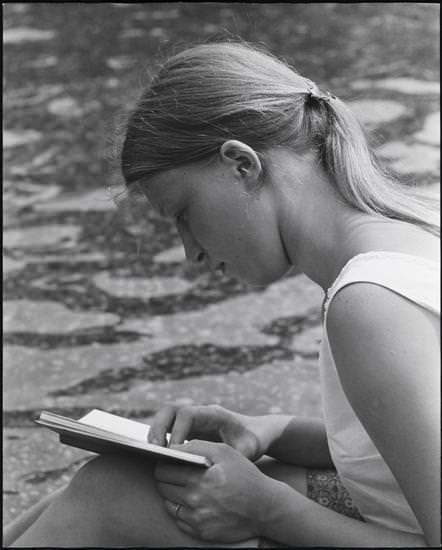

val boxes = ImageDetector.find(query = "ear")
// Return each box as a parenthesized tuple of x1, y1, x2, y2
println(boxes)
(219, 140, 262, 188)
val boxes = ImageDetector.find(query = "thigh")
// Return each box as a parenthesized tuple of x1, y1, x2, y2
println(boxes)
(12, 453, 260, 548)
(3, 486, 67, 547)
(70, 453, 252, 547)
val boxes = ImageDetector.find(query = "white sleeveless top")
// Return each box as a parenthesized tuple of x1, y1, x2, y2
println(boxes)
(319, 251, 440, 534)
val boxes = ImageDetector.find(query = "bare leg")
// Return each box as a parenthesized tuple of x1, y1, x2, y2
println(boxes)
(3, 486, 66, 547)
(10, 454, 265, 547)
(9, 454, 312, 547)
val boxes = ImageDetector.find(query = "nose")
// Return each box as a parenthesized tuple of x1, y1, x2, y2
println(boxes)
(177, 220, 205, 264)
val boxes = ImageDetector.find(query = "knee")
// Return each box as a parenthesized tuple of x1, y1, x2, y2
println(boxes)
(67, 454, 156, 515)
(61, 454, 161, 544)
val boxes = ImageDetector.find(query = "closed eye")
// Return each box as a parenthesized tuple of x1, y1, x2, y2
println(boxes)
(175, 211, 187, 224)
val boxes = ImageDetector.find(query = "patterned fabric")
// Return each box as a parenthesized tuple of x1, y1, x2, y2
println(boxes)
(258, 469, 364, 547)
(306, 470, 364, 521)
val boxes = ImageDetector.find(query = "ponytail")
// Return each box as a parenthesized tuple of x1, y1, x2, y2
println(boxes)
(319, 97, 440, 237)
(122, 40, 440, 238)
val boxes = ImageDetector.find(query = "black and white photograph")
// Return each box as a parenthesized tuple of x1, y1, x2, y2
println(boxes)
(3, 2, 440, 547)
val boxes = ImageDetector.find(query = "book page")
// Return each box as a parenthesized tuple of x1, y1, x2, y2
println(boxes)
(79, 409, 151, 442)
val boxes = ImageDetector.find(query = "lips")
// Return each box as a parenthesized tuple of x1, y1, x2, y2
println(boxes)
(200, 253, 226, 275)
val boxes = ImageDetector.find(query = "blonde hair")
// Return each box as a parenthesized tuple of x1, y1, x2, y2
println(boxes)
(121, 40, 440, 237)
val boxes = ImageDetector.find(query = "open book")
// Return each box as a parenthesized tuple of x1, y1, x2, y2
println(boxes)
(35, 409, 211, 467)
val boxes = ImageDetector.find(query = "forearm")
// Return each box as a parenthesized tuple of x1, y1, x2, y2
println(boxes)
(259, 415, 333, 468)
(260, 481, 428, 547)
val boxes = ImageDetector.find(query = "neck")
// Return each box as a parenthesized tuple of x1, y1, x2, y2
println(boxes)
(270, 149, 371, 291)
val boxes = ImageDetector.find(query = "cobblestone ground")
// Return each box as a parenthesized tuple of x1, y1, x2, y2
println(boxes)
(3, 3, 440, 526)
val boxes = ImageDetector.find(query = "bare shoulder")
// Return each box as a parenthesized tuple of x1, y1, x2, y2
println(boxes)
(326, 282, 439, 397)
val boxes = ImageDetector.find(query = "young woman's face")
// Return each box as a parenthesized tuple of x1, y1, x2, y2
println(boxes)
(142, 159, 292, 286)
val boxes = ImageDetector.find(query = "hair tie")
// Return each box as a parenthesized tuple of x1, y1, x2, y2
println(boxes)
(305, 79, 336, 102)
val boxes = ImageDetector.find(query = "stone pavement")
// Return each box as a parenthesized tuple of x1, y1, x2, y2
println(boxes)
(3, 3, 440, 528)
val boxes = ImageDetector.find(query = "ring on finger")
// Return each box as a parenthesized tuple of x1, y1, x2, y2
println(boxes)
(174, 502, 182, 519)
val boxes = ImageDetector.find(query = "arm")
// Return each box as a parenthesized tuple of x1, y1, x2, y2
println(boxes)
(261, 415, 334, 468)
(149, 404, 333, 468)
(156, 439, 428, 547)
(261, 480, 428, 547)
(324, 283, 440, 547)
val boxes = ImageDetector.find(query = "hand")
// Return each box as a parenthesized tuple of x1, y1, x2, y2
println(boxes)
(154, 440, 280, 542)
(148, 404, 266, 461)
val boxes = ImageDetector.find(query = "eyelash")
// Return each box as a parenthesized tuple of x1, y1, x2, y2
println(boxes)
(175, 211, 186, 224)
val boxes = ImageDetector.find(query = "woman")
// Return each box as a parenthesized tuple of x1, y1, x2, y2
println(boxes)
(5, 41, 440, 547)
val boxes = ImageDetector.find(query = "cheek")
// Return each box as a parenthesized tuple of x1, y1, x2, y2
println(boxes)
(231, 221, 291, 284)
(190, 202, 243, 249)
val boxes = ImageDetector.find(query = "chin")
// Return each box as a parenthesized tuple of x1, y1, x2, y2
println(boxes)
(242, 265, 291, 288)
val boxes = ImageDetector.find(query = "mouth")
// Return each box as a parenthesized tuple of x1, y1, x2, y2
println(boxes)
(214, 262, 226, 275)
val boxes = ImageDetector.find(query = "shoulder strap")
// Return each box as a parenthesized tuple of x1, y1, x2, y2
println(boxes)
(323, 252, 440, 319)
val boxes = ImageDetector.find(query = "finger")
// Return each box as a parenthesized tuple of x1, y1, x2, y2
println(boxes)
(163, 499, 192, 524)
(155, 481, 187, 504)
(163, 501, 198, 537)
(148, 405, 177, 446)
(176, 519, 197, 536)
(169, 408, 195, 446)
(154, 462, 201, 486)
(171, 439, 227, 462)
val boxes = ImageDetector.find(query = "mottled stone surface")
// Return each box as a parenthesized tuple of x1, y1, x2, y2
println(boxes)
(376, 141, 440, 174)
(118, 275, 323, 346)
(3, 27, 57, 43)
(3, 257, 27, 279)
(24, 252, 116, 264)
(34, 189, 117, 213)
(47, 96, 84, 118)
(4, 225, 82, 250)
(350, 78, 440, 95)
(92, 273, 194, 298)
(4, 301, 120, 334)
(3, 129, 42, 148)
(106, 56, 137, 70)
(4, 181, 61, 210)
(346, 99, 407, 126)
(414, 112, 440, 145)
(290, 325, 323, 357)
(119, 28, 146, 39)
(4, 339, 152, 411)
(6, 85, 64, 108)
(26, 55, 58, 68)
(153, 246, 186, 264)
